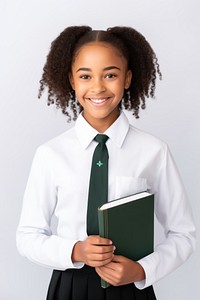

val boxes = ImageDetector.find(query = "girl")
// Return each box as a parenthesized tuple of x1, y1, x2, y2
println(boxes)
(16, 26, 196, 300)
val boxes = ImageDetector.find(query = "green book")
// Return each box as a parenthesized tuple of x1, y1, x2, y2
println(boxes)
(98, 191, 154, 288)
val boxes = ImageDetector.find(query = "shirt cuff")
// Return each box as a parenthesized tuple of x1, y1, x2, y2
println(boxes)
(134, 253, 158, 289)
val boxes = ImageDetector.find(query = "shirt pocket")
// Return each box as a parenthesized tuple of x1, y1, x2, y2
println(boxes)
(114, 176, 147, 200)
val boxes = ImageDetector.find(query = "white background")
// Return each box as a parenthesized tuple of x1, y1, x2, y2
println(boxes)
(0, 0, 199, 299)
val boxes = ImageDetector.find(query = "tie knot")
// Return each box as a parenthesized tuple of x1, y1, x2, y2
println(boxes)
(95, 134, 109, 144)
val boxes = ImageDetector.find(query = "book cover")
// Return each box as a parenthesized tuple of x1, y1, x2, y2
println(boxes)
(98, 191, 154, 288)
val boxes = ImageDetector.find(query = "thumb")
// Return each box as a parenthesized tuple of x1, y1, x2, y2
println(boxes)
(112, 254, 124, 262)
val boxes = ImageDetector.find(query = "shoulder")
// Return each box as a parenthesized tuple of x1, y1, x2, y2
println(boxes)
(35, 125, 77, 157)
(127, 123, 168, 152)
(129, 124, 166, 144)
(119, 111, 167, 148)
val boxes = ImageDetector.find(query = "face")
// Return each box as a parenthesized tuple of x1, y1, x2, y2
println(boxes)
(69, 42, 132, 132)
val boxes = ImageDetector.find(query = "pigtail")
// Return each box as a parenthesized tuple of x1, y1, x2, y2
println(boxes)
(107, 26, 162, 118)
(38, 26, 92, 121)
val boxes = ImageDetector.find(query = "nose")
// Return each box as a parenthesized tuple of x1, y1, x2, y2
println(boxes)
(90, 78, 106, 93)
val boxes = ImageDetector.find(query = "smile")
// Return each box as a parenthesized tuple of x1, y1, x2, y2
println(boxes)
(88, 98, 110, 104)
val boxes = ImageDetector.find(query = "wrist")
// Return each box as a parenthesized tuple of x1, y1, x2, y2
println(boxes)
(71, 241, 83, 263)
(135, 262, 146, 281)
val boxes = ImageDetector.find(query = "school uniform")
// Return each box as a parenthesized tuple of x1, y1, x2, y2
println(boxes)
(16, 111, 196, 299)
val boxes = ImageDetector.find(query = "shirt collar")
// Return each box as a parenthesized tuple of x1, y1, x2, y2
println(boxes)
(75, 111, 130, 149)
(104, 111, 129, 148)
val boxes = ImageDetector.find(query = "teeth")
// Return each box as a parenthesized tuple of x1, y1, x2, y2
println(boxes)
(90, 98, 107, 104)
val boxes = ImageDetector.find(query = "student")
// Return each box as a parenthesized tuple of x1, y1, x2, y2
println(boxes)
(16, 26, 196, 300)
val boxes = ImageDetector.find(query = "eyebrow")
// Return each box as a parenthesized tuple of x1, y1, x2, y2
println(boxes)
(76, 66, 121, 72)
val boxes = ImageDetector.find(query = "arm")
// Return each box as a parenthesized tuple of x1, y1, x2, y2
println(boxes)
(16, 146, 80, 270)
(16, 146, 116, 270)
(136, 145, 196, 288)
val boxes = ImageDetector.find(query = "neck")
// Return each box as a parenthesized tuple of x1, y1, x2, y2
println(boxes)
(83, 110, 120, 133)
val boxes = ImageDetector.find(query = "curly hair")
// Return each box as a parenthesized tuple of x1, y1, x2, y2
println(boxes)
(38, 25, 162, 121)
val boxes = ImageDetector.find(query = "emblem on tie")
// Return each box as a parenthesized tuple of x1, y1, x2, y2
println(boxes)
(96, 161, 104, 167)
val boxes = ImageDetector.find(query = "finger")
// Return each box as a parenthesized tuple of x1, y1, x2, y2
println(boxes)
(90, 244, 116, 254)
(89, 251, 114, 262)
(111, 255, 124, 262)
(89, 235, 113, 246)
(96, 261, 117, 272)
(85, 249, 114, 265)
(86, 254, 114, 267)
(95, 266, 117, 285)
(96, 262, 126, 286)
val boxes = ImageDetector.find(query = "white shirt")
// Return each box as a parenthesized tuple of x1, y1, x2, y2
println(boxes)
(16, 111, 196, 289)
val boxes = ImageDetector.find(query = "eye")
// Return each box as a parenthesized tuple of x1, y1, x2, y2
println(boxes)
(105, 73, 117, 79)
(80, 74, 90, 80)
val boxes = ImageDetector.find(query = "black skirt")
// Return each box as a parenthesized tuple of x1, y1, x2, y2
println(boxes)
(46, 265, 157, 300)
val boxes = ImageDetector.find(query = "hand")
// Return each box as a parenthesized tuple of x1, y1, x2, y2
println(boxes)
(71, 235, 115, 267)
(95, 255, 145, 286)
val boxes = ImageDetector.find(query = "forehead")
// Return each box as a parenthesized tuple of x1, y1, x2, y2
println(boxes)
(72, 42, 127, 67)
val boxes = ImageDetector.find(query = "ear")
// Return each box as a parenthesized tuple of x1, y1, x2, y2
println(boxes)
(68, 72, 75, 90)
(124, 70, 132, 89)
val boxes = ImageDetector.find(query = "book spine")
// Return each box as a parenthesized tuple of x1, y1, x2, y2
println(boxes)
(98, 209, 110, 288)
(98, 209, 109, 237)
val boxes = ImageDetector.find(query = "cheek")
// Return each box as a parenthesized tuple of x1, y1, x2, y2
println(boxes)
(74, 90, 86, 105)
(115, 83, 126, 98)
(73, 84, 85, 98)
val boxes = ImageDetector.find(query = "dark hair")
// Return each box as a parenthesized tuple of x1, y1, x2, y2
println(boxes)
(38, 26, 162, 121)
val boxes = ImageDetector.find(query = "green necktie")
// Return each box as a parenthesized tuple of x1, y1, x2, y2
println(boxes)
(87, 134, 109, 235)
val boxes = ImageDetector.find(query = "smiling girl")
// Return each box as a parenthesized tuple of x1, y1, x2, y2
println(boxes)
(16, 26, 196, 300)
